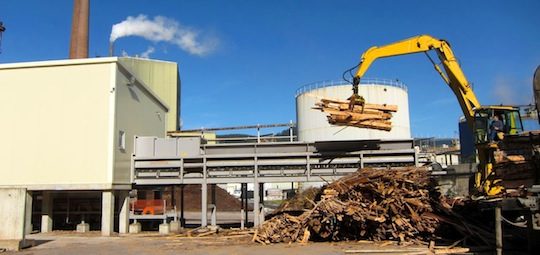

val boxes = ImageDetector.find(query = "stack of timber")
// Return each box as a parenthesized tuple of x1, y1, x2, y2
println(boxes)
(493, 132, 540, 189)
(493, 148, 534, 187)
(313, 98, 398, 131)
(254, 167, 490, 245)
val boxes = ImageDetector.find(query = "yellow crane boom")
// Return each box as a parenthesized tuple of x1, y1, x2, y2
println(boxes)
(346, 35, 530, 196)
(351, 35, 480, 127)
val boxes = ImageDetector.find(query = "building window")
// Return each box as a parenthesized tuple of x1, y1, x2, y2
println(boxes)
(119, 130, 126, 151)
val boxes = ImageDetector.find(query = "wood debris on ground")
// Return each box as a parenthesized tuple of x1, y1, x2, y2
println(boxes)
(253, 167, 491, 246)
(343, 246, 470, 254)
(313, 98, 398, 131)
(174, 227, 254, 239)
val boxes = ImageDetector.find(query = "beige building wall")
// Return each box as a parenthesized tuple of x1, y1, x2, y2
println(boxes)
(118, 57, 179, 131)
(0, 58, 170, 190)
(0, 60, 112, 189)
(113, 65, 168, 184)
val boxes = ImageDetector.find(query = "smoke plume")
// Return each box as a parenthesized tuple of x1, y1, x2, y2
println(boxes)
(118, 46, 155, 59)
(140, 46, 155, 58)
(491, 76, 532, 105)
(110, 15, 217, 56)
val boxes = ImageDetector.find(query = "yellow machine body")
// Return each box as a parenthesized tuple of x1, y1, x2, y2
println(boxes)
(348, 35, 524, 196)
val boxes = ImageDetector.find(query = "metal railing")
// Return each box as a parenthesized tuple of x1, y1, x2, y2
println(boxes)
(295, 78, 407, 97)
(171, 122, 297, 144)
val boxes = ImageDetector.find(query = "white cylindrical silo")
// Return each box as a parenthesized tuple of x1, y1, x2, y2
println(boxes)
(296, 78, 411, 142)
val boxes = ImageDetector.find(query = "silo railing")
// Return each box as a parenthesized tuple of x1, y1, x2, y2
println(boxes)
(295, 78, 407, 97)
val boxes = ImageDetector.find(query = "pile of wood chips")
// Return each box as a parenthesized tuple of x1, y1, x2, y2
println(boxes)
(313, 98, 398, 131)
(254, 167, 454, 244)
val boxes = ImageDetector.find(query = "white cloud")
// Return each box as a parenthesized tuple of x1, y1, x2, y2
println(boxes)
(110, 15, 217, 56)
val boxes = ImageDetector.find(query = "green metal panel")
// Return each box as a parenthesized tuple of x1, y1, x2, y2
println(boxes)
(118, 57, 180, 131)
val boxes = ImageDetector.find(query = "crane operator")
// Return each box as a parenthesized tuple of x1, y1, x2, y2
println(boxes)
(489, 115, 504, 142)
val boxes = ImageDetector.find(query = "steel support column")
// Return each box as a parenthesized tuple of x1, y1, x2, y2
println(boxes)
(180, 184, 185, 227)
(253, 182, 260, 227)
(241, 183, 248, 226)
(495, 206, 502, 255)
(201, 155, 208, 227)
(253, 154, 260, 227)
(201, 182, 208, 227)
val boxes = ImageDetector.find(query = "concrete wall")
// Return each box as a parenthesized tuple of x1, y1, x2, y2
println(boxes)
(0, 58, 169, 190)
(0, 188, 27, 251)
(436, 163, 477, 197)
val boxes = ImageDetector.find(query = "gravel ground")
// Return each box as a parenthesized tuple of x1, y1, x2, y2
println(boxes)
(4, 231, 436, 255)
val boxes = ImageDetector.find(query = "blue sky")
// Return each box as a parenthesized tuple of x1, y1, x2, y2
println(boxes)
(1, 0, 539, 137)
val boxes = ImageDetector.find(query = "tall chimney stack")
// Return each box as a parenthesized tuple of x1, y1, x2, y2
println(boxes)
(109, 41, 114, 57)
(69, 0, 89, 59)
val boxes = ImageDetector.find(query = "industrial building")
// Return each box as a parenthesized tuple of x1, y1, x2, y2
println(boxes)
(127, 77, 417, 230)
(0, 2, 521, 251)
(1, 0, 538, 253)
(0, 56, 179, 249)
(0, 0, 418, 249)
(0, 55, 449, 252)
(0, 42, 530, 254)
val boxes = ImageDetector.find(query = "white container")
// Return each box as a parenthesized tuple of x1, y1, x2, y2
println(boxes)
(296, 79, 411, 142)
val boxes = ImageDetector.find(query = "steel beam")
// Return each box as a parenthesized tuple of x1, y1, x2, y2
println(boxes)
(495, 206, 502, 255)
(201, 182, 207, 227)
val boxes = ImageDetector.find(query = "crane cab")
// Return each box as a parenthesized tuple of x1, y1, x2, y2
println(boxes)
(473, 106, 524, 144)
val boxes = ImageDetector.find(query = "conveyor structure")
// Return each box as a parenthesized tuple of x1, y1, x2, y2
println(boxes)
(132, 137, 417, 184)
(131, 136, 418, 226)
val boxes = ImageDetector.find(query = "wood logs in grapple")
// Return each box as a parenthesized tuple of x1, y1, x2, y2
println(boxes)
(313, 99, 398, 131)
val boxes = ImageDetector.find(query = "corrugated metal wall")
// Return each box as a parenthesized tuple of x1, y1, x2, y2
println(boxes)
(118, 57, 180, 131)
